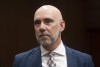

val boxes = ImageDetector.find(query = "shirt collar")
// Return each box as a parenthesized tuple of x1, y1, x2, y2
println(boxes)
(41, 45, 49, 56)
(40, 40, 66, 56)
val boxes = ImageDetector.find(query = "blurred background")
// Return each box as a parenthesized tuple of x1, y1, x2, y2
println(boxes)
(0, 0, 100, 67)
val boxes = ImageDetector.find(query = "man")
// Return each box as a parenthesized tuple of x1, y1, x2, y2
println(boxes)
(13, 5, 94, 67)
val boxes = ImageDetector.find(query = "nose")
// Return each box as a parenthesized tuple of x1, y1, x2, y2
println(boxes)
(39, 22, 46, 33)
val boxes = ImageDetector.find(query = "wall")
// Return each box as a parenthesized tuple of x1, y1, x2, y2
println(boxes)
(0, 0, 100, 67)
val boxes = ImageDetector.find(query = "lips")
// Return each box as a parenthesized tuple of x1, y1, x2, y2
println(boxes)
(39, 34, 49, 38)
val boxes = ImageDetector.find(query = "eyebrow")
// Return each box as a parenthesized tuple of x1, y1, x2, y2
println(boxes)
(44, 18, 54, 21)
(34, 19, 41, 25)
(34, 18, 54, 22)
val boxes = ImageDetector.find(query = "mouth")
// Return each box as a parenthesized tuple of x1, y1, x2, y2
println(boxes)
(39, 34, 49, 38)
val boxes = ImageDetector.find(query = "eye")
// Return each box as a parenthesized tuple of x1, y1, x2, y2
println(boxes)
(44, 18, 53, 24)
(34, 20, 41, 25)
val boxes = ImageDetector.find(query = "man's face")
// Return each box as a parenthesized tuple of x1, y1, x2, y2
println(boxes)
(34, 8, 64, 47)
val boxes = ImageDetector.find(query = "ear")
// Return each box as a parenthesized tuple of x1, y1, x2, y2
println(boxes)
(60, 20, 65, 32)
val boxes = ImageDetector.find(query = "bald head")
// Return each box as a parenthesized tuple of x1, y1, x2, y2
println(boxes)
(34, 5, 63, 22)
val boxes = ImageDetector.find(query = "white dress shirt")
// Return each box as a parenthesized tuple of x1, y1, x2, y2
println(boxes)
(40, 41, 67, 67)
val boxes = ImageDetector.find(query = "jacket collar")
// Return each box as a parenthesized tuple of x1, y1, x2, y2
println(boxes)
(65, 46, 78, 67)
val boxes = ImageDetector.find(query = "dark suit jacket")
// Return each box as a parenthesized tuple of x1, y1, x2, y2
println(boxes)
(13, 46, 94, 67)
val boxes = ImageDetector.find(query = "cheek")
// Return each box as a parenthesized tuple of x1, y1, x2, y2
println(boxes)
(34, 27, 39, 32)
(34, 27, 39, 35)
(49, 25, 60, 34)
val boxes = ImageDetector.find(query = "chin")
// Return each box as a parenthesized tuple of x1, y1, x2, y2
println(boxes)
(39, 40, 52, 46)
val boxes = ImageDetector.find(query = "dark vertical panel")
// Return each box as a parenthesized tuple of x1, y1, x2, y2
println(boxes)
(87, 29, 100, 67)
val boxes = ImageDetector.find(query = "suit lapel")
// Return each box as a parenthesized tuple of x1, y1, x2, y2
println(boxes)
(65, 46, 78, 67)
(20, 47, 42, 67)
(27, 47, 42, 67)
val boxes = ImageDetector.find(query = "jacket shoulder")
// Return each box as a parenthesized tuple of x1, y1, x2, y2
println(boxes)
(66, 46, 94, 67)
(13, 47, 40, 67)
(15, 47, 39, 59)
(13, 47, 39, 65)
(66, 46, 92, 59)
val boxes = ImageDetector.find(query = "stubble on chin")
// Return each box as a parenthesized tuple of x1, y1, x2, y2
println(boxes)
(38, 36, 54, 47)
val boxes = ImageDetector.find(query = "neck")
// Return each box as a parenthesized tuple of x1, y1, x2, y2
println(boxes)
(43, 37, 61, 51)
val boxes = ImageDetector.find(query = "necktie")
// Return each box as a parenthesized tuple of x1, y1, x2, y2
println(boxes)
(47, 52, 56, 67)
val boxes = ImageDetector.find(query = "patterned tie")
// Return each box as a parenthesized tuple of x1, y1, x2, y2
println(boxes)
(47, 52, 56, 67)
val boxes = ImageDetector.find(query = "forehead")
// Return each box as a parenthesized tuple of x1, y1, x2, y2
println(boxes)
(34, 12, 55, 21)
(34, 8, 56, 21)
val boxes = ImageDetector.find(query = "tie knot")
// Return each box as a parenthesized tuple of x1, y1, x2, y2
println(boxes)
(49, 52, 55, 57)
